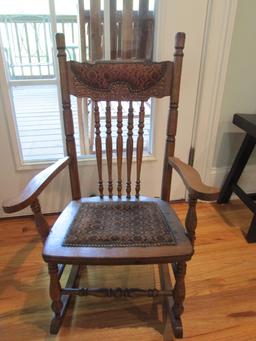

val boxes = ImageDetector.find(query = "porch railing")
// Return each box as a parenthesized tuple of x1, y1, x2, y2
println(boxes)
(0, 14, 79, 80)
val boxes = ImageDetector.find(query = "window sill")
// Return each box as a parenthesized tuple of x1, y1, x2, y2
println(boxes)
(16, 153, 157, 171)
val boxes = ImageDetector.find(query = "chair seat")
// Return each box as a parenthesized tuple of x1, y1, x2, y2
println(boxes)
(43, 196, 193, 265)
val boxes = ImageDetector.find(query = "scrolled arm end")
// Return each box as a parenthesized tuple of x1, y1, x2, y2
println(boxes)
(2, 157, 70, 213)
(169, 157, 219, 201)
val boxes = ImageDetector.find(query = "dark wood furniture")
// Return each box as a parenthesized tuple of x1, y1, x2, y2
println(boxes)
(218, 114, 256, 243)
(2, 32, 219, 340)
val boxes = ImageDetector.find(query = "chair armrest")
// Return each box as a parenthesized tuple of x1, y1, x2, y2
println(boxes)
(169, 157, 219, 201)
(2, 157, 70, 213)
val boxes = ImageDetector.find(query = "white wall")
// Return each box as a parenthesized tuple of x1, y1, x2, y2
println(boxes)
(192, 0, 256, 194)
(213, 0, 256, 169)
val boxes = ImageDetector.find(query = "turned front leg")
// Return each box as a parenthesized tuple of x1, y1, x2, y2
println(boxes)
(30, 198, 50, 243)
(185, 194, 198, 249)
(172, 261, 187, 319)
(48, 263, 63, 333)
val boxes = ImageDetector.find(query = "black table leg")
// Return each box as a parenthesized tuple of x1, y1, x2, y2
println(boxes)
(246, 215, 256, 243)
(218, 134, 256, 203)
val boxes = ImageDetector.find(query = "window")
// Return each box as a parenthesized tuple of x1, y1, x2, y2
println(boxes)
(0, 0, 155, 164)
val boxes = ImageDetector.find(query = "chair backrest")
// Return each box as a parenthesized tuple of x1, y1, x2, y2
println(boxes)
(56, 32, 185, 202)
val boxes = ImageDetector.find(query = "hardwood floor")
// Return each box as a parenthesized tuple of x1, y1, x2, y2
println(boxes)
(0, 200, 256, 340)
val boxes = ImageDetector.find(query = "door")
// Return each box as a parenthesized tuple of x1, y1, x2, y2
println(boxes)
(152, 0, 209, 199)
(0, 0, 209, 216)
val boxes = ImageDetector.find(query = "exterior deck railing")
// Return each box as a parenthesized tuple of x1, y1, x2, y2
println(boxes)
(0, 14, 79, 79)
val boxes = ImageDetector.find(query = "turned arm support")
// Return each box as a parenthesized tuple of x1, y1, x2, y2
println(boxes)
(169, 157, 219, 248)
(2, 157, 70, 214)
(169, 157, 219, 201)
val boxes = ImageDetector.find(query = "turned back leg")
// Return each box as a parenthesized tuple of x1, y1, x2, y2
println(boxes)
(48, 263, 63, 334)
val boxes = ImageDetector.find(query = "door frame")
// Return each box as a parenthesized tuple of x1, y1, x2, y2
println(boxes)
(154, 0, 211, 199)
(192, 0, 238, 184)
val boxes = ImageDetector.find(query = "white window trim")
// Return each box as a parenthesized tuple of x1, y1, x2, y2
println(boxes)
(14, 154, 157, 171)
(0, 0, 66, 170)
(0, 33, 24, 168)
(193, 0, 238, 183)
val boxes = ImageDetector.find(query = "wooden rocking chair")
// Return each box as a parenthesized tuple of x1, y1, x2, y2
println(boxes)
(2, 32, 219, 339)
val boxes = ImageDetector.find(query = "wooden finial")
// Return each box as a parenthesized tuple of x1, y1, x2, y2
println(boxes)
(56, 33, 65, 50)
(175, 32, 186, 50)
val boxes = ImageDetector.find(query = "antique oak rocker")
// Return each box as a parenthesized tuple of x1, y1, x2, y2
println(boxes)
(3, 32, 219, 339)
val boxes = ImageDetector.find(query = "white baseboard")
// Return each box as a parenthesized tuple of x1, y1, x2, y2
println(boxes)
(208, 165, 256, 198)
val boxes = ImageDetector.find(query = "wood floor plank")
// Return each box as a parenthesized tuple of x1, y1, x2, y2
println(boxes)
(0, 200, 256, 340)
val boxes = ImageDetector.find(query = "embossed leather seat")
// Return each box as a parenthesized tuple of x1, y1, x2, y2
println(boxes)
(43, 197, 192, 266)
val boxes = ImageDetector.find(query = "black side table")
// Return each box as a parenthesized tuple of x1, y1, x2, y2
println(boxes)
(218, 113, 256, 242)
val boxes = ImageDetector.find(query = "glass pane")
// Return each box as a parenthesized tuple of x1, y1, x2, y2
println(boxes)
(0, 0, 49, 15)
(12, 84, 64, 161)
(0, 1, 55, 80)
(55, 0, 79, 62)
